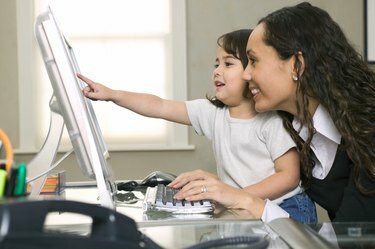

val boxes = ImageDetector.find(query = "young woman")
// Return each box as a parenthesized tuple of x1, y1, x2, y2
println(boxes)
(78, 29, 316, 223)
(175, 2, 375, 222)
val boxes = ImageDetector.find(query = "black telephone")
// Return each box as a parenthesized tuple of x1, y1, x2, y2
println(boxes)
(0, 199, 161, 249)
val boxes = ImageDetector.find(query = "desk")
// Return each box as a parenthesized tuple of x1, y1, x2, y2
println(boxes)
(34, 186, 375, 248)
(43, 186, 289, 248)
(45, 186, 257, 226)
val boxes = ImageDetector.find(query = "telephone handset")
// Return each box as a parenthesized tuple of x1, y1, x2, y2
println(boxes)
(0, 200, 162, 249)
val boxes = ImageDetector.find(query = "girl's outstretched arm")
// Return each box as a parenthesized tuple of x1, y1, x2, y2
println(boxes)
(78, 73, 191, 125)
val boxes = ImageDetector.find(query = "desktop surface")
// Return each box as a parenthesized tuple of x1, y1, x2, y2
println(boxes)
(42, 186, 255, 232)
(138, 220, 287, 249)
(41, 184, 375, 249)
(45, 219, 287, 249)
(50, 185, 256, 225)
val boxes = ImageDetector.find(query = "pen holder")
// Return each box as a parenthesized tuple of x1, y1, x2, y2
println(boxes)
(0, 163, 27, 199)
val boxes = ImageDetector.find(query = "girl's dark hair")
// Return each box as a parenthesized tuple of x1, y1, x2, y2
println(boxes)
(207, 29, 253, 107)
(260, 2, 375, 194)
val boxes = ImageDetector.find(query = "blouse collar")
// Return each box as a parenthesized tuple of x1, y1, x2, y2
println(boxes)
(292, 104, 341, 144)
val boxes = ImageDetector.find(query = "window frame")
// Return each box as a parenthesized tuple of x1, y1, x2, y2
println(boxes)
(16, 0, 193, 153)
(365, 0, 375, 63)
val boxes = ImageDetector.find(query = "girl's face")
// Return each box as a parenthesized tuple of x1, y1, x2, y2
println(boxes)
(243, 23, 298, 115)
(212, 46, 248, 107)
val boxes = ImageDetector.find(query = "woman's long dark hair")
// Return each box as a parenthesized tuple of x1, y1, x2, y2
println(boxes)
(259, 2, 375, 194)
(207, 29, 253, 107)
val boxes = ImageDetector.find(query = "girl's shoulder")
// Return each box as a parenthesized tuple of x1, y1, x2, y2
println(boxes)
(253, 111, 286, 135)
(255, 111, 283, 124)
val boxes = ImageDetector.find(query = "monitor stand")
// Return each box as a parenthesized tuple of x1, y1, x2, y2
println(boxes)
(26, 95, 116, 210)
(27, 95, 64, 197)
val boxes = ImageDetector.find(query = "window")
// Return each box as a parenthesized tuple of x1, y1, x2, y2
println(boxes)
(16, 0, 190, 152)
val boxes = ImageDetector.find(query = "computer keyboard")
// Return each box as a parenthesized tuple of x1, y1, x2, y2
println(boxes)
(143, 184, 214, 214)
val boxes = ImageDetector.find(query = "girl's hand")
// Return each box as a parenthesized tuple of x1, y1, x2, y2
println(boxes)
(77, 73, 114, 101)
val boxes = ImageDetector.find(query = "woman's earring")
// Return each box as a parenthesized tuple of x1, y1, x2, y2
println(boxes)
(292, 75, 298, 81)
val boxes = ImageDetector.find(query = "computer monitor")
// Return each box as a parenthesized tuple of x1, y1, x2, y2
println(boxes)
(31, 7, 116, 209)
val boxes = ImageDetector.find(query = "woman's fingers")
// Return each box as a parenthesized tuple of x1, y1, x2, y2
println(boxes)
(174, 179, 202, 199)
(174, 178, 217, 200)
(169, 170, 208, 188)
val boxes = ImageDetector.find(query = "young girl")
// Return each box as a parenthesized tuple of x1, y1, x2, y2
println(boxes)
(176, 2, 375, 223)
(78, 29, 316, 223)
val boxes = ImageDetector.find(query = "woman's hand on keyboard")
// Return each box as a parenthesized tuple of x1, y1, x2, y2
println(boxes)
(168, 169, 218, 189)
(170, 169, 265, 219)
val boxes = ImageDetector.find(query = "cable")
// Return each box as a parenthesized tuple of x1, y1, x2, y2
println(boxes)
(184, 236, 269, 249)
(0, 128, 14, 172)
(117, 181, 139, 191)
(26, 149, 74, 183)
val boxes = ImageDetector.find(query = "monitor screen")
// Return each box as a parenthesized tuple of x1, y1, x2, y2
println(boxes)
(34, 7, 116, 209)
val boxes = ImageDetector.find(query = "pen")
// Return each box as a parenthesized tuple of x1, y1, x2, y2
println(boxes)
(5, 166, 17, 197)
(0, 169, 7, 198)
(14, 163, 27, 196)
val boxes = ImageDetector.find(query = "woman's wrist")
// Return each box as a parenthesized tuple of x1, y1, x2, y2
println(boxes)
(241, 194, 266, 219)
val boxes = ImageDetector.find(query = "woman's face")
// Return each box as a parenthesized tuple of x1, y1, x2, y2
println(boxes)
(243, 23, 298, 115)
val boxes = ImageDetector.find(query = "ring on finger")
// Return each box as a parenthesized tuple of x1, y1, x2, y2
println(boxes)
(201, 185, 208, 193)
